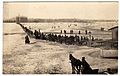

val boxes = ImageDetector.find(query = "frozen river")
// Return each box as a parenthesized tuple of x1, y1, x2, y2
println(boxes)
(3, 23, 117, 74)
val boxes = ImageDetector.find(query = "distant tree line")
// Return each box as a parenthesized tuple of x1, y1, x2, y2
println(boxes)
(3, 17, 118, 23)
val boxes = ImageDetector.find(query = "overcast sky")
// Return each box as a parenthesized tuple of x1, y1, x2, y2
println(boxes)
(3, 2, 118, 20)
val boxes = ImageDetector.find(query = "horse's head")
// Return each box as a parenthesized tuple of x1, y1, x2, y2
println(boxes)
(82, 57, 85, 61)
(69, 54, 73, 60)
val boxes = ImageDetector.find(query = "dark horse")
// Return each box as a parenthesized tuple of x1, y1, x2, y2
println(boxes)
(69, 54, 82, 74)
(81, 57, 99, 74)
(69, 54, 99, 74)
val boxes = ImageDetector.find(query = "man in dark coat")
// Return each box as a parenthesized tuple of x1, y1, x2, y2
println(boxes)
(34, 30, 39, 39)
(85, 30, 87, 34)
(81, 57, 92, 74)
(25, 35, 30, 44)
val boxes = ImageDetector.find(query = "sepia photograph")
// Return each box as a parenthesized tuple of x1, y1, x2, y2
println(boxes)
(3, 1, 118, 74)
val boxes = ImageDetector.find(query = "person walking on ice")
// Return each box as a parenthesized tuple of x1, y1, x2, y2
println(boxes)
(25, 35, 30, 44)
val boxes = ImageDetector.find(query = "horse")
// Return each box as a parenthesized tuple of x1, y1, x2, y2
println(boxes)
(69, 54, 82, 74)
(81, 57, 98, 74)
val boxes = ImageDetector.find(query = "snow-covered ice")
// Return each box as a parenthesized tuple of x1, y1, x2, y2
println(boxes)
(3, 22, 118, 74)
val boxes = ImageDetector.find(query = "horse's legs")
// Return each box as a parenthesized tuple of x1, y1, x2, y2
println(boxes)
(76, 66, 80, 74)
(72, 65, 76, 74)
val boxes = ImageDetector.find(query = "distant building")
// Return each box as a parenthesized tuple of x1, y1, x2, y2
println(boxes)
(16, 16, 28, 23)
(109, 26, 118, 41)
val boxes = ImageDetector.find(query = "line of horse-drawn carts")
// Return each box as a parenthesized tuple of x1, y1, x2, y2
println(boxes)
(18, 23, 94, 45)
(18, 23, 115, 74)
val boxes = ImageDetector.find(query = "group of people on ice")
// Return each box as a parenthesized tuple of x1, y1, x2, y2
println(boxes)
(24, 26, 95, 45)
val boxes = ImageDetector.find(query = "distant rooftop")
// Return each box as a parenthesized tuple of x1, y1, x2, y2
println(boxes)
(108, 26, 118, 30)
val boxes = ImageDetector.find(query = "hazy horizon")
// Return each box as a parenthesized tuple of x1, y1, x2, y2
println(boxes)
(3, 2, 118, 20)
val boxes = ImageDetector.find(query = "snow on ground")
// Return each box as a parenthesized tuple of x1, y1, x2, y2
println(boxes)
(3, 23, 117, 74)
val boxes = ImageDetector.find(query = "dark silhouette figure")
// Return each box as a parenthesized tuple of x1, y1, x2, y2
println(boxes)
(61, 30, 62, 33)
(107, 68, 113, 74)
(25, 35, 30, 44)
(54, 34, 57, 41)
(79, 30, 81, 34)
(81, 36, 83, 41)
(34, 30, 39, 39)
(89, 31, 91, 34)
(70, 30, 73, 34)
(92, 36, 94, 41)
(81, 57, 92, 74)
(69, 54, 82, 74)
(64, 35, 67, 44)
(85, 30, 87, 34)
(64, 30, 66, 34)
